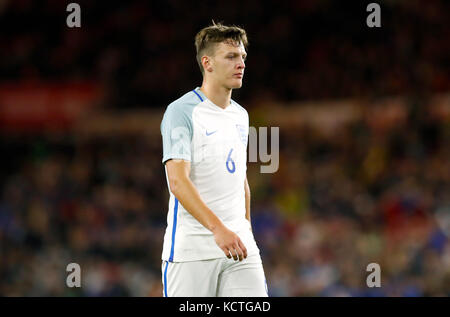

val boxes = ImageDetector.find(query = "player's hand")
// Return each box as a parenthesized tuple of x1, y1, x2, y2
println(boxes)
(212, 224, 248, 261)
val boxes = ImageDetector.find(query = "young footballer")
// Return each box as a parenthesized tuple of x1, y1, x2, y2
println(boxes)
(160, 22, 267, 297)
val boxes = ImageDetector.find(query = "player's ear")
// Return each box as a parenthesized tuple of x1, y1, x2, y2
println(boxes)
(202, 55, 213, 73)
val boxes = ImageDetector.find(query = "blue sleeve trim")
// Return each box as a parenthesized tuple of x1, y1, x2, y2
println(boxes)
(168, 198, 179, 262)
(192, 89, 204, 102)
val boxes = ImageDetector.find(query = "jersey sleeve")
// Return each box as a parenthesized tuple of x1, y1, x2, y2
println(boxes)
(160, 104, 193, 164)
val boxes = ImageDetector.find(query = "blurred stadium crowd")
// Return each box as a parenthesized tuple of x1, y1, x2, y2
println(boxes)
(0, 0, 449, 296)
(1, 1, 448, 106)
(252, 100, 450, 296)
(1, 98, 449, 296)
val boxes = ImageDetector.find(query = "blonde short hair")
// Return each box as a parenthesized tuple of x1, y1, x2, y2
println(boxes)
(194, 22, 248, 75)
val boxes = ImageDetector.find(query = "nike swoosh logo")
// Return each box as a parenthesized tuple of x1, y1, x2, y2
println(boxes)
(206, 130, 217, 136)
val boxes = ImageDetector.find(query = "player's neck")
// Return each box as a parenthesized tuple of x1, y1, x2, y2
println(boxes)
(199, 81, 232, 110)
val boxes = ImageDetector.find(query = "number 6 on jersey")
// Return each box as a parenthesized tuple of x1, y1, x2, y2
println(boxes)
(226, 148, 236, 173)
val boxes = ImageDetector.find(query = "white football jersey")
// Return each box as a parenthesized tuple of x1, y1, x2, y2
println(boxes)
(160, 87, 260, 262)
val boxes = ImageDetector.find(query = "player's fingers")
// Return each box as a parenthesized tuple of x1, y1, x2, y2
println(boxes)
(223, 247, 232, 259)
(238, 240, 248, 259)
(234, 244, 244, 261)
(230, 247, 239, 261)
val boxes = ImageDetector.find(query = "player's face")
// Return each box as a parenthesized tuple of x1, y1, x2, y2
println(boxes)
(210, 41, 247, 89)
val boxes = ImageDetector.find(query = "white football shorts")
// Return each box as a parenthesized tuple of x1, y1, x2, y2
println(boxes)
(161, 254, 268, 297)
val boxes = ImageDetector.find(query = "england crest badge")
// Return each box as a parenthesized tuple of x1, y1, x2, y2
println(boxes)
(236, 124, 248, 147)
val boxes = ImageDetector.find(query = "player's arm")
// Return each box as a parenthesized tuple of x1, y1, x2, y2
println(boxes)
(165, 158, 247, 261)
(244, 176, 251, 226)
